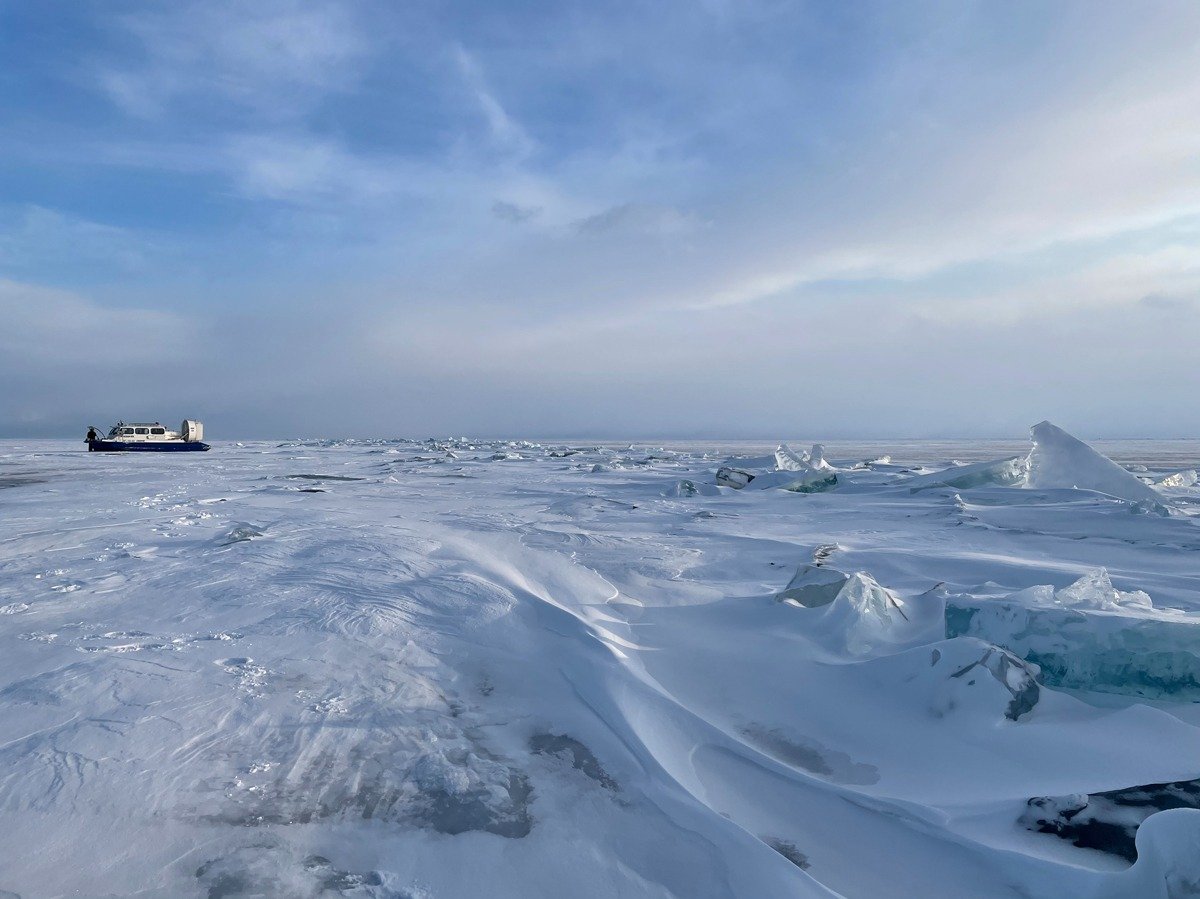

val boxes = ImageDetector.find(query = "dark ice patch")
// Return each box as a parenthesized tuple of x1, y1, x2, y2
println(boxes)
(530, 732, 618, 791)
(741, 724, 879, 785)
(1023, 778, 1200, 862)
(0, 472, 48, 489)
(415, 771, 533, 838)
(765, 837, 811, 870)
(196, 848, 394, 898)
(220, 525, 264, 545)
(811, 544, 838, 565)
(285, 474, 365, 481)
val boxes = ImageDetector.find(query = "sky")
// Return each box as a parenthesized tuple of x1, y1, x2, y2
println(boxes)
(2, 0, 1199, 439)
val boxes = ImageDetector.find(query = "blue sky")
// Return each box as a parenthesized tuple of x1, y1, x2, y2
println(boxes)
(2, 0, 1198, 438)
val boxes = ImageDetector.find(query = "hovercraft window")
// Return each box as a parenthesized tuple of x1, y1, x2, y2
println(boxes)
(151, 428, 165, 435)
(121, 428, 134, 435)
(135, 427, 148, 435)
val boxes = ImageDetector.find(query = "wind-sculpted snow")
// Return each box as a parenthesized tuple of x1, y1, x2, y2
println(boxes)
(0, 433, 1199, 897)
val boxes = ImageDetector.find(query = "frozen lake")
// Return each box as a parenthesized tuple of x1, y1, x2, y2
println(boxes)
(1, 435, 1199, 897)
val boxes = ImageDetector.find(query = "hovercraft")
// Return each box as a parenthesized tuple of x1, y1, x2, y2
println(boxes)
(86, 420, 210, 452)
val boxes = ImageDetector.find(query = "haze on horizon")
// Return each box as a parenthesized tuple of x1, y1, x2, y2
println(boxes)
(2, 1, 1199, 441)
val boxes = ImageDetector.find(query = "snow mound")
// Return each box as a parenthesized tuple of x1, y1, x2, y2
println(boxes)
(788, 573, 941, 656)
(862, 637, 1042, 723)
(1027, 421, 1168, 509)
(1105, 808, 1200, 899)
(925, 638, 1042, 722)
(946, 571, 1200, 700)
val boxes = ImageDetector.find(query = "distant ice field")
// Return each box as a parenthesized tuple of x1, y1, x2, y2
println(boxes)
(1, 436, 1198, 898)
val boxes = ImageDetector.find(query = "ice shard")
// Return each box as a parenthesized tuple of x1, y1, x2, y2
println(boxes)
(775, 443, 834, 473)
(1026, 421, 1169, 509)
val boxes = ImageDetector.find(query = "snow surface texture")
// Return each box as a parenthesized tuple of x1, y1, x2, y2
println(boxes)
(1, 427, 1200, 898)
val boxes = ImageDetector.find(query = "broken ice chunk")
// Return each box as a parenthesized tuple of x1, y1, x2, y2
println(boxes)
(716, 466, 755, 489)
(774, 443, 809, 471)
(1157, 469, 1198, 488)
(772, 439, 830, 470)
(906, 456, 1028, 490)
(775, 443, 835, 473)
(946, 572, 1200, 700)
(1026, 421, 1169, 509)
(1055, 568, 1152, 611)
(666, 479, 720, 497)
(719, 445, 838, 493)
(750, 467, 838, 493)
(777, 565, 850, 608)
(807, 444, 833, 470)
(220, 524, 265, 545)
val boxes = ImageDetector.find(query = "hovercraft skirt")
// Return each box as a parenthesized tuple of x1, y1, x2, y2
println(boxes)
(89, 440, 211, 452)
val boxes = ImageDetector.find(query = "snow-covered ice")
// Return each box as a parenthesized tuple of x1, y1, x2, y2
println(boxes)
(1, 427, 1199, 897)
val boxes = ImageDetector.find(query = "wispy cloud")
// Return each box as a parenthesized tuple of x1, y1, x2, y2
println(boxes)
(451, 44, 537, 159)
(94, 0, 369, 120)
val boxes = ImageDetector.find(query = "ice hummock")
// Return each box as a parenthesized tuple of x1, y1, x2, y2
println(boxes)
(945, 570, 1200, 700)
(775, 443, 834, 473)
(1027, 420, 1168, 509)
(749, 466, 838, 492)
(906, 456, 1028, 490)
(902, 422, 1175, 512)
(782, 571, 944, 657)
(715, 443, 838, 493)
